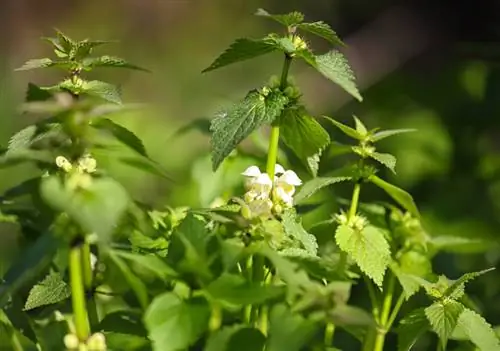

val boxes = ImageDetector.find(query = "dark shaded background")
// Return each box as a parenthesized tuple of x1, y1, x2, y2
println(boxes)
(1, 0, 500, 349)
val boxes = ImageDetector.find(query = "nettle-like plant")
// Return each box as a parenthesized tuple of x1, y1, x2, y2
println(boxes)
(0, 9, 499, 351)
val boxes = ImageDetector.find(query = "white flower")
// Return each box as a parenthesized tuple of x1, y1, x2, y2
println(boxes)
(90, 253, 98, 271)
(273, 170, 302, 207)
(55, 156, 72, 172)
(241, 166, 273, 200)
(77, 154, 97, 174)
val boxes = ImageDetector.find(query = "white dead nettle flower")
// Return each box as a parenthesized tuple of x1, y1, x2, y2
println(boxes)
(63, 333, 79, 350)
(86, 332, 107, 350)
(56, 156, 73, 173)
(272, 170, 302, 207)
(77, 154, 97, 174)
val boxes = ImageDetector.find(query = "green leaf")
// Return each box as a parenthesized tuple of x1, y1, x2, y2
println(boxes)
(425, 300, 464, 348)
(107, 250, 149, 309)
(369, 128, 416, 142)
(0, 231, 60, 308)
(255, 8, 305, 26)
(205, 273, 285, 308)
(40, 176, 129, 240)
(297, 22, 344, 46)
(267, 304, 318, 351)
(335, 224, 390, 287)
(397, 308, 430, 351)
(203, 38, 277, 73)
(144, 293, 210, 351)
(322, 116, 364, 140)
(280, 106, 331, 176)
(295, 48, 317, 67)
(205, 325, 266, 351)
(23, 272, 70, 310)
(72, 39, 115, 59)
(210, 90, 288, 171)
(90, 118, 147, 156)
(454, 308, 500, 351)
(294, 166, 354, 204)
(15, 58, 56, 71)
(26, 83, 53, 102)
(353, 116, 368, 136)
(429, 236, 496, 254)
(118, 156, 172, 180)
(369, 175, 420, 218)
(329, 304, 374, 327)
(80, 80, 122, 104)
(111, 250, 177, 281)
(370, 152, 397, 174)
(443, 268, 495, 300)
(313, 51, 362, 101)
(82, 55, 149, 72)
(99, 310, 148, 337)
(391, 251, 432, 299)
(282, 209, 318, 256)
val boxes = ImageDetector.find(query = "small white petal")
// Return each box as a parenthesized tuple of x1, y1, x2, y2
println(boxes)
(280, 170, 302, 186)
(90, 253, 98, 271)
(273, 187, 294, 206)
(254, 173, 273, 187)
(274, 164, 285, 175)
(242, 165, 262, 177)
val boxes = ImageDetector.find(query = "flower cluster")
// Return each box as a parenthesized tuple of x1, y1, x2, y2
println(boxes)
(241, 164, 302, 218)
(55, 154, 97, 191)
(64, 331, 107, 351)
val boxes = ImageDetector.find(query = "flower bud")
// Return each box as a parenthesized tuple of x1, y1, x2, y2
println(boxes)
(87, 332, 107, 350)
(64, 333, 80, 350)
(56, 156, 73, 172)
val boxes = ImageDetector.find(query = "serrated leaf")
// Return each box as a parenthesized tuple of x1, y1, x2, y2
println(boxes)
(72, 40, 115, 60)
(90, 118, 147, 156)
(425, 300, 464, 348)
(255, 8, 305, 26)
(294, 165, 354, 204)
(82, 55, 149, 72)
(369, 128, 416, 142)
(391, 250, 432, 299)
(0, 231, 60, 308)
(454, 308, 500, 351)
(397, 308, 430, 351)
(144, 293, 210, 351)
(370, 152, 397, 174)
(297, 22, 344, 46)
(335, 224, 390, 287)
(205, 325, 266, 351)
(203, 38, 277, 73)
(210, 90, 288, 171)
(15, 58, 56, 71)
(7, 126, 37, 152)
(40, 176, 129, 240)
(80, 80, 122, 104)
(443, 268, 494, 300)
(107, 250, 149, 309)
(266, 304, 318, 351)
(205, 273, 285, 308)
(282, 209, 318, 256)
(313, 50, 362, 101)
(23, 272, 70, 310)
(322, 116, 364, 140)
(353, 116, 367, 136)
(280, 106, 330, 176)
(369, 175, 419, 218)
(295, 48, 317, 67)
(111, 250, 177, 281)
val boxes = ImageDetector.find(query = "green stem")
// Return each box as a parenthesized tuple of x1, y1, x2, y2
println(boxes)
(386, 293, 405, 331)
(81, 240, 99, 329)
(69, 240, 90, 341)
(373, 274, 396, 351)
(348, 182, 361, 222)
(266, 54, 292, 178)
(258, 270, 272, 336)
(364, 276, 380, 321)
(324, 322, 335, 347)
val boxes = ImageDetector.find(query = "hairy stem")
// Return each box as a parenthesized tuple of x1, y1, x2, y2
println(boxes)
(69, 240, 90, 341)
(81, 240, 99, 329)
(348, 182, 361, 222)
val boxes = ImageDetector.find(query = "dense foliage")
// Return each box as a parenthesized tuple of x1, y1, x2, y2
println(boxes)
(0, 9, 499, 351)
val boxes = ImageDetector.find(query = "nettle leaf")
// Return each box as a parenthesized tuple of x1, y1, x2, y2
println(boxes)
(26, 83, 53, 102)
(454, 308, 500, 351)
(313, 51, 362, 101)
(81, 80, 122, 104)
(391, 251, 432, 299)
(210, 90, 288, 171)
(82, 55, 149, 72)
(323, 116, 364, 140)
(205, 325, 266, 351)
(111, 249, 177, 281)
(144, 293, 210, 351)
(368, 128, 416, 142)
(297, 22, 344, 46)
(425, 300, 464, 348)
(443, 268, 494, 300)
(15, 58, 56, 71)
(369, 175, 420, 218)
(429, 235, 496, 255)
(353, 116, 368, 136)
(369, 152, 397, 174)
(282, 209, 318, 256)
(266, 304, 318, 351)
(203, 38, 277, 73)
(255, 8, 305, 27)
(0, 231, 60, 308)
(294, 165, 354, 204)
(205, 273, 285, 308)
(40, 176, 129, 240)
(397, 308, 430, 351)
(295, 47, 317, 67)
(90, 118, 147, 156)
(335, 224, 390, 287)
(72, 39, 115, 60)
(118, 156, 172, 180)
(24, 272, 70, 311)
(280, 106, 330, 176)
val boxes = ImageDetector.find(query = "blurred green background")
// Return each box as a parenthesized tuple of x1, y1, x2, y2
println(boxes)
(1, 0, 499, 349)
